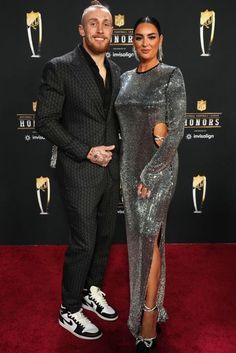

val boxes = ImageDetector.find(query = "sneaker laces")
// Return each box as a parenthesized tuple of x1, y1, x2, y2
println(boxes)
(90, 287, 108, 307)
(68, 309, 91, 328)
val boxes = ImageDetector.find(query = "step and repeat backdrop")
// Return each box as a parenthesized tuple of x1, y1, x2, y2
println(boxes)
(1, 0, 235, 244)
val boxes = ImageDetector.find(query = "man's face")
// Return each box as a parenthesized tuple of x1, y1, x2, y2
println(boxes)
(79, 8, 113, 54)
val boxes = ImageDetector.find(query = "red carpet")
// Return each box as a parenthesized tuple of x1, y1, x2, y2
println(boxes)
(0, 244, 236, 353)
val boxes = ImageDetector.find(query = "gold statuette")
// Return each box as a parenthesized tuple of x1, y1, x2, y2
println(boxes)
(200, 10, 215, 56)
(192, 175, 207, 213)
(26, 11, 42, 58)
(36, 176, 50, 215)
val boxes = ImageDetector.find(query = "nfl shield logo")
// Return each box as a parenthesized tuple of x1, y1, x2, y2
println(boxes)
(197, 100, 207, 112)
(115, 14, 125, 27)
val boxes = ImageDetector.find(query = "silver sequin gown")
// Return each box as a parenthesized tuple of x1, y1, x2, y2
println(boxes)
(115, 63, 186, 337)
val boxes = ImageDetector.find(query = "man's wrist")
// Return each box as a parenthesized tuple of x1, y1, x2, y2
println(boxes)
(87, 147, 94, 160)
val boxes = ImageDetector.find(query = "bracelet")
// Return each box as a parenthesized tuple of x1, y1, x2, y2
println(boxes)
(154, 135, 165, 142)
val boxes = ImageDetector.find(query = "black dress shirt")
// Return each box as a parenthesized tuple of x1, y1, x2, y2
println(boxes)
(80, 44, 112, 117)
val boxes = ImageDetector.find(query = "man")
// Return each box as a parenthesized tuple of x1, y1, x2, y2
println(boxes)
(35, 1, 120, 340)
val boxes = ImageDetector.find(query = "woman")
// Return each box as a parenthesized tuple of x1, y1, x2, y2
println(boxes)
(115, 16, 186, 352)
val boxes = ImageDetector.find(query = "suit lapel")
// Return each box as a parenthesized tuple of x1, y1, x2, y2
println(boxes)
(69, 46, 105, 119)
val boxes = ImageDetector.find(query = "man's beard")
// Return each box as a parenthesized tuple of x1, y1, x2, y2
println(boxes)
(84, 37, 110, 54)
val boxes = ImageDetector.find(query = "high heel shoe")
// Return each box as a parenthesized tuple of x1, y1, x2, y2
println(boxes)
(136, 303, 158, 352)
(136, 336, 157, 353)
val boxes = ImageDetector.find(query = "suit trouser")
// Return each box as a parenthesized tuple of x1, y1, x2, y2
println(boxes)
(59, 168, 119, 313)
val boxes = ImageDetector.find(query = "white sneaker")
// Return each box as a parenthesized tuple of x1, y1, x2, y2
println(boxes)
(59, 305, 102, 340)
(82, 286, 118, 321)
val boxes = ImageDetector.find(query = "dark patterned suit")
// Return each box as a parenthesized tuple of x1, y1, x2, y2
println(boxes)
(35, 45, 120, 312)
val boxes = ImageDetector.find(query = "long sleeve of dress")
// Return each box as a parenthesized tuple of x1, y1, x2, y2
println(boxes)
(35, 61, 90, 162)
(140, 67, 186, 189)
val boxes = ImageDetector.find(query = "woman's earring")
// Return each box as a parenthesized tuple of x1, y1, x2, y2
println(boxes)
(158, 44, 163, 62)
(132, 46, 139, 61)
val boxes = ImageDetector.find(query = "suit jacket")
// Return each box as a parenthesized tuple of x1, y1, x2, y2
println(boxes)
(35, 46, 121, 187)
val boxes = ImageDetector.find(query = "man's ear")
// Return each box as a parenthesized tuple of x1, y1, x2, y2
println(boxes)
(78, 24, 85, 37)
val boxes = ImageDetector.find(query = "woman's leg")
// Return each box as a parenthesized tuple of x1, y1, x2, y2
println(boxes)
(140, 240, 161, 338)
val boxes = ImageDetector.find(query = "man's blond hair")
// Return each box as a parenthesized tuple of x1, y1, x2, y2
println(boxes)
(81, 1, 111, 24)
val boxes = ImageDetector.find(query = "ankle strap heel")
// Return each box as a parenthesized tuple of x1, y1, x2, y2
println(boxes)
(136, 336, 157, 352)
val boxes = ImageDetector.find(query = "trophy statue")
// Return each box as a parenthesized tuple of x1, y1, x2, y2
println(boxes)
(200, 10, 215, 56)
(36, 177, 50, 215)
(192, 175, 207, 213)
(26, 11, 42, 58)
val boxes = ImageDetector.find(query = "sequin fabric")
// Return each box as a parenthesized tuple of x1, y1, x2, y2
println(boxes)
(115, 64, 186, 337)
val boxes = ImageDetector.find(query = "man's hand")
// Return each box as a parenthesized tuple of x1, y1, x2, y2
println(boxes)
(137, 183, 151, 199)
(87, 145, 115, 167)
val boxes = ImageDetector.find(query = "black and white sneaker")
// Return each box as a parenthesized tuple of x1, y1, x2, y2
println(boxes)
(59, 305, 102, 340)
(82, 286, 118, 321)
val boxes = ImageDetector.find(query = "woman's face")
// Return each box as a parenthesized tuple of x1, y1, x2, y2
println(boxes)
(133, 22, 163, 62)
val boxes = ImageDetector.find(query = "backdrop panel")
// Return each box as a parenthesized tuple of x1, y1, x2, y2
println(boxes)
(1, 0, 235, 244)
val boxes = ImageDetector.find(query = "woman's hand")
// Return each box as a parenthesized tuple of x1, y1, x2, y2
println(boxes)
(137, 183, 151, 199)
